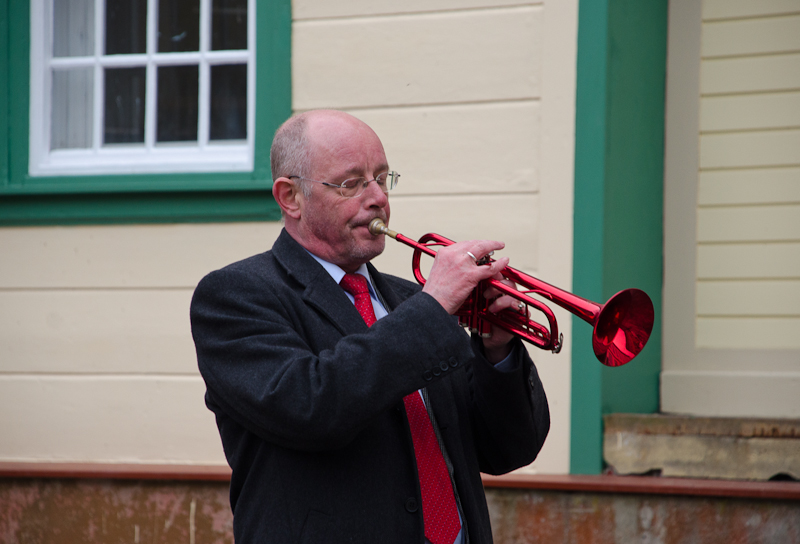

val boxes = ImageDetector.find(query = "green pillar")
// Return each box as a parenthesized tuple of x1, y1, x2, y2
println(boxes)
(570, 0, 667, 474)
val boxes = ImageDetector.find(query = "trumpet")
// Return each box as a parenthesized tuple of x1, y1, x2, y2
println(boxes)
(369, 218, 654, 367)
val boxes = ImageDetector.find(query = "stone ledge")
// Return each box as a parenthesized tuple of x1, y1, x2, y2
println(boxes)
(604, 413, 800, 481)
(0, 462, 232, 481)
(2, 463, 798, 501)
(483, 473, 800, 500)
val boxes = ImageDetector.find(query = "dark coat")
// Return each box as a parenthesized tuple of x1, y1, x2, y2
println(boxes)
(190, 229, 549, 544)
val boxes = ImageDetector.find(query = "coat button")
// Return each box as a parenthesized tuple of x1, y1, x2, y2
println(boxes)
(448, 357, 459, 368)
(405, 498, 419, 512)
(439, 361, 449, 372)
(432, 366, 442, 377)
(423, 370, 433, 381)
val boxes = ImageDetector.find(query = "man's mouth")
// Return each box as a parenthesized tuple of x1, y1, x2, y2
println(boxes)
(353, 216, 386, 232)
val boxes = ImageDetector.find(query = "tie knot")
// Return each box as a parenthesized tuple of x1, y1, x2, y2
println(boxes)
(340, 273, 370, 297)
(340, 273, 377, 327)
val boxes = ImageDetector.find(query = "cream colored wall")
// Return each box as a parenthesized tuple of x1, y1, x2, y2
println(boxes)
(0, 223, 279, 463)
(662, 0, 800, 417)
(0, 0, 578, 472)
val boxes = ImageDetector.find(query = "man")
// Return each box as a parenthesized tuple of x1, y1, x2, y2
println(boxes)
(190, 110, 549, 543)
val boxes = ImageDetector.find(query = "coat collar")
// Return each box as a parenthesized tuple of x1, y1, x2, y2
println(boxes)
(272, 228, 402, 335)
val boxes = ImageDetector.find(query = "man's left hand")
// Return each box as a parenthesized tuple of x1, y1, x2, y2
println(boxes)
(481, 276, 525, 364)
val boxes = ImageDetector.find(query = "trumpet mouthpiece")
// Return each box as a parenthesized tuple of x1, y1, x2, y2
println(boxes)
(368, 218, 393, 237)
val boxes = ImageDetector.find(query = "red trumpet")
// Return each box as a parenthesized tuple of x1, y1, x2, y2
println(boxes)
(369, 219, 654, 367)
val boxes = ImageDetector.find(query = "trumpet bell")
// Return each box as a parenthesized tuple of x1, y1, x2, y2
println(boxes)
(592, 289, 654, 367)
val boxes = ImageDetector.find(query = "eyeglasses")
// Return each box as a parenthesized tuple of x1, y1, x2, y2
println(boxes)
(289, 171, 400, 198)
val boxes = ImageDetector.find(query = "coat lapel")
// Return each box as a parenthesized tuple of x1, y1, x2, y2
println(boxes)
(367, 261, 407, 312)
(272, 229, 370, 336)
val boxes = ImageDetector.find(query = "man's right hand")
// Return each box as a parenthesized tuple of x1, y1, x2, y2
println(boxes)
(421, 240, 509, 315)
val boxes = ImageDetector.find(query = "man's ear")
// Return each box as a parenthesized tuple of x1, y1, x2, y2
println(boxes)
(272, 177, 304, 219)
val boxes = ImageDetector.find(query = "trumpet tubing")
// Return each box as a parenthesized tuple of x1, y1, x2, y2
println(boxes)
(369, 218, 654, 367)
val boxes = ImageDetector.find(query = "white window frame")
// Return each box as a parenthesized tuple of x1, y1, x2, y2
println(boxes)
(29, 0, 256, 177)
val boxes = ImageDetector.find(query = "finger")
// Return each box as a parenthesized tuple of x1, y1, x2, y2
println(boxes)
(460, 240, 505, 262)
(487, 294, 521, 314)
(486, 257, 509, 276)
(483, 278, 516, 299)
(484, 259, 509, 282)
(468, 258, 508, 283)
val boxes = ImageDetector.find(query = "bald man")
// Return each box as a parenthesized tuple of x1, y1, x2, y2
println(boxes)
(191, 110, 549, 543)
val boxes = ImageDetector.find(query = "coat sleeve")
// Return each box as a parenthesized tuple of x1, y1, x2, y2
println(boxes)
(190, 264, 475, 452)
(466, 336, 550, 475)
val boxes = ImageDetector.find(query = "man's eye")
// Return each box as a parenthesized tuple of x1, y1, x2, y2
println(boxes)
(342, 178, 366, 189)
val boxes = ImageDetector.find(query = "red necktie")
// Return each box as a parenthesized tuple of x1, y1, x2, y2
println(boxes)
(339, 273, 461, 544)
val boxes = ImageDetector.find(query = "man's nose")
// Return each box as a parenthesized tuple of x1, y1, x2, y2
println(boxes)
(361, 179, 389, 206)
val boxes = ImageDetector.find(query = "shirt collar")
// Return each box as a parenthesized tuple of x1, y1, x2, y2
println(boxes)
(305, 251, 378, 297)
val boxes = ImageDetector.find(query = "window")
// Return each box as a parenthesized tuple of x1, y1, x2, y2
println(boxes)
(0, 0, 290, 225)
(30, 0, 255, 176)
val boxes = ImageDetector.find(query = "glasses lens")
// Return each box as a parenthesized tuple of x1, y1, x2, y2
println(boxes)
(339, 173, 397, 197)
(375, 172, 388, 192)
(387, 171, 399, 190)
(339, 177, 365, 197)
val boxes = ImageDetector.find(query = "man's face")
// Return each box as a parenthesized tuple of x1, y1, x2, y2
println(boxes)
(295, 115, 391, 272)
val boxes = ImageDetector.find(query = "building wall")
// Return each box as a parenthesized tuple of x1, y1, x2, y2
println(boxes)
(0, 223, 279, 464)
(0, 0, 578, 473)
(662, 0, 800, 417)
(697, 2, 800, 351)
(3, 477, 798, 544)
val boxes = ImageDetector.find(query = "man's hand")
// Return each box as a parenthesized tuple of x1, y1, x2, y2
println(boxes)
(480, 276, 524, 363)
(421, 242, 525, 364)
(422, 240, 509, 315)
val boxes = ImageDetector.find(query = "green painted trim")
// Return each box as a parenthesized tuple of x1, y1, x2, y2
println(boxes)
(0, 0, 8, 185)
(600, 0, 665, 418)
(570, 0, 667, 474)
(6, 0, 28, 188)
(0, 0, 291, 224)
(0, 190, 281, 225)
(571, 0, 610, 476)
(254, 0, 292, 184)
(1, 174, 269, 195)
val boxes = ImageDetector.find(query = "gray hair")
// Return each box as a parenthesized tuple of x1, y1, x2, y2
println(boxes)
(270, 113, 313, 198)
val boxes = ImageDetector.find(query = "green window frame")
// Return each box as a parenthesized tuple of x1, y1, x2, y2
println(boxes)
(0, 0, 290, 225)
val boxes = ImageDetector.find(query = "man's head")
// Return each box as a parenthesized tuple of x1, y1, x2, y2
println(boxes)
(271, 110, 392, 273)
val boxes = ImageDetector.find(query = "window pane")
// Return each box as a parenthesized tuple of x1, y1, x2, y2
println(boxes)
(157, 65, 199, 142)
(210, 64, 247, 140)
(53, 0, 94, 57)
(104, 68, 146, 144)
(212, 0, 247, 51)
(105, 0, 147, 55)
(52, 68, 94, 149)
(158, 0, 200, 52)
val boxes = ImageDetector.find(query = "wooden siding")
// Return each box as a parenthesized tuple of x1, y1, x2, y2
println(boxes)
(703, 0, 800, 21)
(0, 222, 281, 464)
(292, 0, 543, 20)
(696, 3, 800, 350)
(1, 0, 579, 473)
(292, 7, 543, 110)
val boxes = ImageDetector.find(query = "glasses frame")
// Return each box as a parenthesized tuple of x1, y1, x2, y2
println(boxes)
(288, 171, 399, 198)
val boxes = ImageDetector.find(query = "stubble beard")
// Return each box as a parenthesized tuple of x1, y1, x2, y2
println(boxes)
(348, 235, 385, 264)
(305, 217, 386, 269)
